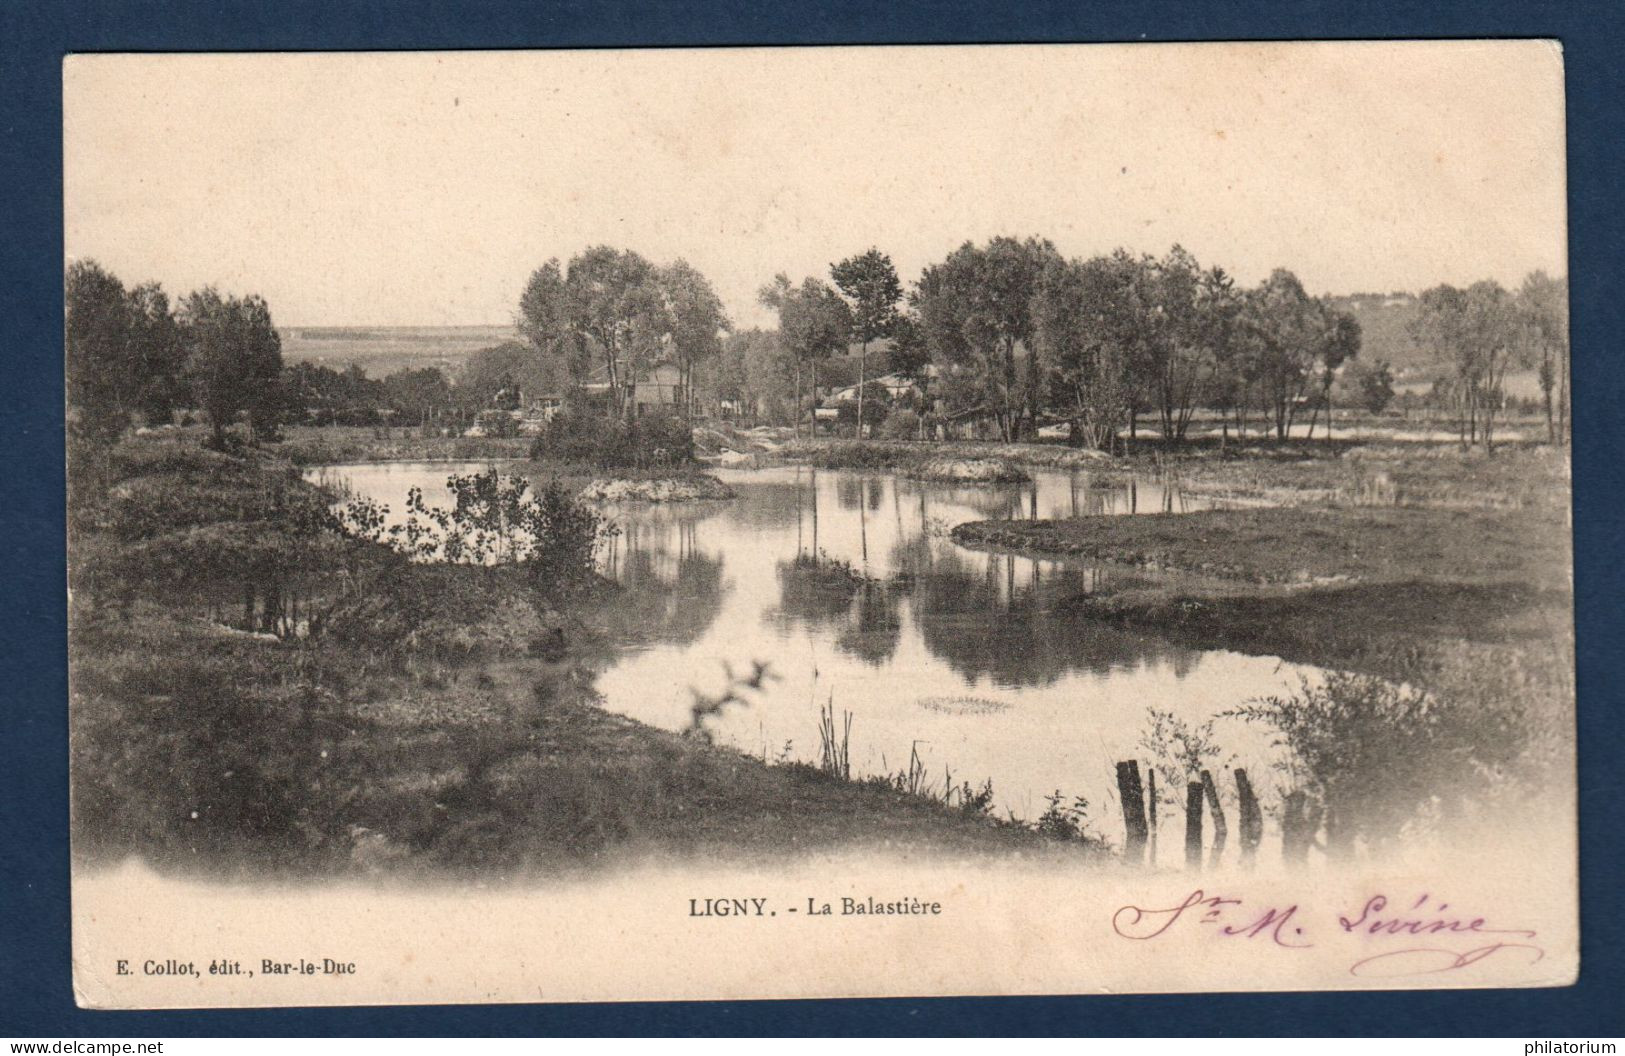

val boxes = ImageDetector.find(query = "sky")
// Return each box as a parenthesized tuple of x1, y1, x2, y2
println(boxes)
(64, 42, 1567, 331)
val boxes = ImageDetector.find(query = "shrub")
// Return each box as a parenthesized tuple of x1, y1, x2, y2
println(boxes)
(321, 563, 559, 662)
(529, 409, 694, 469)
(70, 617, 359, 868)
(1228, 666, 1541, 856)
(1035, 790, 1093, 840)
(343, 467, 613, 600)
(880, 408, 922, 441)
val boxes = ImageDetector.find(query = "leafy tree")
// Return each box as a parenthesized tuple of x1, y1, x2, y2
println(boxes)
(517, 259, 589, 391)
(736, 327, 797, 425)
(658, 259, 731, 416)
(563, 246, 669, 418)
(521, 249, 729, 420)
(1412, 280, 1521, 453)
(914, 236, 1059, 441)
(700, 328, 762, 419)
(383, 367, 453, 426)
(65, 259, 136, 447)
(127, 282, 187, 425)
(1034, 254, 1135, 451)
(1137, 247, 1243, 445)
(1517, 270, 1569, 443)
(887, 312, 930, 381)
(1244, 269, 1326, 440)
(180, 287, 285, 447)
(456, 340, 553, 415)
(1344, 359, 1396, 414)
(1303, 307, 1362, 442)
(886, 313, 932, 437)
(758, 274, 851, 436)
(830, 248, 903, 435)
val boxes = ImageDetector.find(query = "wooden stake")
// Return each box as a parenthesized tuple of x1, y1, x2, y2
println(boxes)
(1115, 761, 1148, 865)
(1200, 769, 1228, 866)
(1235, 768, 1263, 867)
(1185, 781, 1204, 869)
(1147, 765, 1159, 863)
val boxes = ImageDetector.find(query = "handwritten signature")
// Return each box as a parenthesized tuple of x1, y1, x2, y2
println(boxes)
(1112, 890, 1543, 977)
(1112, 889, 1311, 948)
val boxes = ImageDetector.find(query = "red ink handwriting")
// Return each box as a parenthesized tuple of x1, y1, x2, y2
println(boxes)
(1112, 890, 1312, 949)
(1349, 942, 1545, 978)
(1338, 894, 1537, 939)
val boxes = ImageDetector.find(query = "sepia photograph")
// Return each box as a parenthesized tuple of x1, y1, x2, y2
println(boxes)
(62, 41, 1577, 1008)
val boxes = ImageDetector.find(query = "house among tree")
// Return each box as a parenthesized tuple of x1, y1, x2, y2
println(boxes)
(577, 359, 684, 417)
(823, 370, 923, 407)
(519, 393, 565, 434)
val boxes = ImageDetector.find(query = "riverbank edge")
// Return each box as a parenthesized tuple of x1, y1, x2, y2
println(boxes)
(70, 438, 1103, 875)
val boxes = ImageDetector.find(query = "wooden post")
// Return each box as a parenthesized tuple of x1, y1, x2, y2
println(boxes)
(1184, 781, 1204, 869)
(1282, 790, 1312, 866)
(1235, 768, 1263, 867)
(1147, 765, 1159, 864)
(1282, 791, 1302, 864)
(1115, 761, 1148, 865)
(1200, 769, 1228, 866)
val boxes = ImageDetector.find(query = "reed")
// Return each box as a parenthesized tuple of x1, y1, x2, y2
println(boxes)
(816, 695, 852, 780)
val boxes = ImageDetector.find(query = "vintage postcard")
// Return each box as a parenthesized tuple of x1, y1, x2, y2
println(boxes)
(64, 41, 1575, 1008)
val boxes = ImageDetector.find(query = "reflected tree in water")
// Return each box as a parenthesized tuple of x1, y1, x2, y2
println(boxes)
(593, 519, 728, 649)
(900, 544, 1195, 688)
(835, 582, 902, 666)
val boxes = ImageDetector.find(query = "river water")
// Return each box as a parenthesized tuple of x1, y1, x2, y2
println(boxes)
(313, 461, 1313, 835)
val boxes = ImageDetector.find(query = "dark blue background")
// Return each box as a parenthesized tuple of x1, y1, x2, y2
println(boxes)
(4, 0, 1621, 1037)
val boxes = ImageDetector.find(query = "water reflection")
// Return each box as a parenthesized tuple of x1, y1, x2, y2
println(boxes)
(318, 461, 1307, 820)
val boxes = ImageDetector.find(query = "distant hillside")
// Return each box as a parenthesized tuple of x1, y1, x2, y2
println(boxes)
(279, 324, 519, 377)
(1324, 293, 1437, 381)
(1325, 293, 1544, 400)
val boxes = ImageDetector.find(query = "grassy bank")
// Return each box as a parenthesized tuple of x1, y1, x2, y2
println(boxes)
(69, 435, 1096, 877)
(275, 425, 534, 465)
(953, 505, 1569, 587)
(71, 605, 1081, 877)
(276, 425, 736, 503)
(952, 498, 1571, 684)
(778, 437, 1113, 473)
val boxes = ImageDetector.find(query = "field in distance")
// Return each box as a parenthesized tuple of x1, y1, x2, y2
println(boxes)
(279, 324, 518, 377)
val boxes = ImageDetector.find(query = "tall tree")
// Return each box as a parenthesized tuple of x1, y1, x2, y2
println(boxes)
(127, 281, 186, 425)
(65, 259, 135, 447)
(758, 274, 851, 437)
(830, 249, 903, 436)
(736, 328, 798, 425)
(658, 259, 731, 417)
(1245, 269, 1325, 440)
(1304, 306, 1362, 443)
(517, 259, 589, 392)
(1141, 246, 1237, 445)
(915, 236, 1058, 441)
(563, 246, 664, 417)
(180, 287, 285, 447)
(1518, 270, 1569, 444)
(1412, 280, 1521, 453)
(1034, 254, 1136, 451)
(698, 328, 751, 418)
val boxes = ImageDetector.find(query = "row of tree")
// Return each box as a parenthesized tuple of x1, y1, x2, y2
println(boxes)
(67, 260, 284, 449)
(737, 239, 1567, 450)
(1412, 272, 1570, 450)
(68, 260, 489, 446)
(749, 239, 1366, 446)
(68, 243, 1569, 456)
